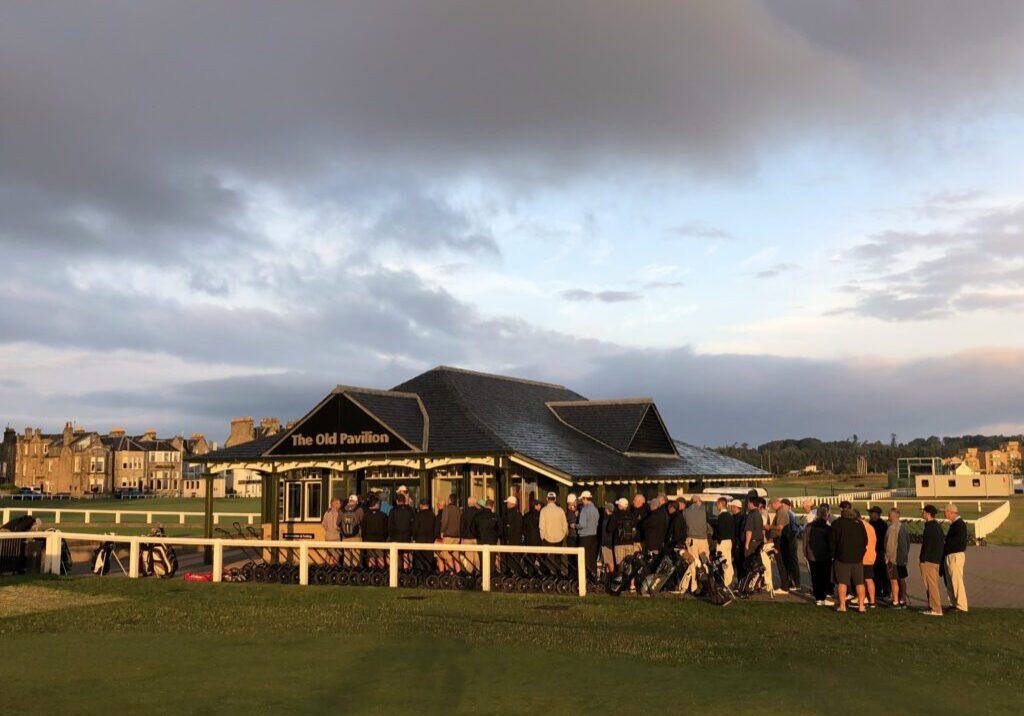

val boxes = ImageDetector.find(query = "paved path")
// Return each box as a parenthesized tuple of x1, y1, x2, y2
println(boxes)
(785, 544, 1024, 609)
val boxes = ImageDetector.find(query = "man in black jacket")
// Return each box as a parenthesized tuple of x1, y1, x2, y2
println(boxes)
(643, 498, 669, 556)
(460, 499, 481, 570)
(502, 495, 524, 545)
(830, 507, 868, 612)
(473, 499, 502, 574)
(920, 505, 945, 616)
(868, 506, 890, 601)
(631, 494, 649, 552)
(942, 503, 969, 613)
(713, 497, 736, 587)
(607, 498, 637, 572)
(523, 500, 542, 547)
(665, 499, 686, 553)
(412, 498, 437, 573)
(360, 497, 389, 568)
(387, 493, 415, 571)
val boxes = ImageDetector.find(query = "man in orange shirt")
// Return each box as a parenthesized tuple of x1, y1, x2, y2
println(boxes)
(858, 509, 878, 608)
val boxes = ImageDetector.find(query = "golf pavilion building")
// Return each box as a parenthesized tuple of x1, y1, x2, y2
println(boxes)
(190, 366, 768, 540)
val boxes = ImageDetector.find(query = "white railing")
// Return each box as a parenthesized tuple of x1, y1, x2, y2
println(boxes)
(1, 507, 259, 527)
(788, 499, 1011, 540)
(0, 531, 588, 596)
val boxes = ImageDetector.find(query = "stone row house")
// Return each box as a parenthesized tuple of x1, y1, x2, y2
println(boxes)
(2, 424, 211, 496)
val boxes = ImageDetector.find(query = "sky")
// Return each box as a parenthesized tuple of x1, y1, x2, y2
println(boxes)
(2, 1, 1024, 446)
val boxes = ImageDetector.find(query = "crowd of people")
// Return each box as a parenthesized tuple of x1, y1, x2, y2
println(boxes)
(320, 487, 971, 613)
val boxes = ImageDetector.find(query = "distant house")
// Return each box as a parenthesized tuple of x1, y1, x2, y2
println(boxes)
(802, 464, 819, 474)
(916, 472, 1013, 498)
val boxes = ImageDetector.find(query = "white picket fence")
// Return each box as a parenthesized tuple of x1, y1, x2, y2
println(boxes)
(1, 507, 259, 527)
(0, 531, 588, 596)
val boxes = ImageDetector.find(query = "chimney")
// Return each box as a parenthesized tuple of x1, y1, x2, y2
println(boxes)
(226, 417, 254, 448)
(109, 428, 126, 437)
(190, 433, 205, 441)
(63, 422, 73, 446)
(259, 417, 281, 435)
(143, 429, 157, 441)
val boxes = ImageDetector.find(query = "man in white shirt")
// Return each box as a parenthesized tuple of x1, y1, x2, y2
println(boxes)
(539, 491, 568, 546)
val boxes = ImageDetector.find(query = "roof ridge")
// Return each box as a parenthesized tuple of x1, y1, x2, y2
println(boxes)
(335, 385, 421, 399)
(431, 365, 567, 390)
(547, 398, 653, 407)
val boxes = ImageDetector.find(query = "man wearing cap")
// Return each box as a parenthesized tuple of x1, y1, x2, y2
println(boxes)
(919, 505, 944, 616)
(607, 498, 636, 571)
(576, 491, 600, 576)
(600, 501, 616, 574)
(502, 495, 524, 546)
(942, 503, 968, 613)
(539, 491, 568, 547)
(713, 497, 735, 586)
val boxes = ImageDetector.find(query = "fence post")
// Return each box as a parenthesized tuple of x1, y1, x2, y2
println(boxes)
(44, 532, 60, 575)
(146, 512, 153, 524)
(54, 510, 61, 525)
(481, 547, 491, 592)
(2, 508, 8, 525)
(977, 501, 981, 513)
(84, 510, 91, 524)
(212, 541, 223, 582)
(115, 511, 122, 525)
(179, 512, 186, 525)
(247, 514, 254, 525)
(299, 544, 309, 586)
(389, 545, 399, 588)
(577, 547, 587, 597)
(129, 537, 140, 578)
(213, 513, 220, 525)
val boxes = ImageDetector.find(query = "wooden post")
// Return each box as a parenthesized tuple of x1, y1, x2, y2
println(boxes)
(389, 545, 399, 588)
(203, 473, 214, 564)
(212, 542, 223, 582)
(129, 538, 140, 578)
(482, 546, 491, 591)
(299, 544, 309, 586)
(577, 547, 587, 597)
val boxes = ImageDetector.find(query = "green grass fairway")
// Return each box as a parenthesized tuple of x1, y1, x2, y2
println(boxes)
(1, 496, 259, 526)
(1, 577, 1020, 715)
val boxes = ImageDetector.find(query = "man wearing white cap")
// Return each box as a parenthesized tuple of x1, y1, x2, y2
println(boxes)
(607, 498, 637, 571)
(502, 495, 523, 545)
(539, 491, 568, 546)
(566, 493, 579, 548)
(576, 491, 600, 577)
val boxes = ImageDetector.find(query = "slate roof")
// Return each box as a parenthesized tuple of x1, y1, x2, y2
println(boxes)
(673, 440, 767, 476)
(346, 389, 426, 450)
(193, 365, 769, 481)
(547, 401, 651, 453)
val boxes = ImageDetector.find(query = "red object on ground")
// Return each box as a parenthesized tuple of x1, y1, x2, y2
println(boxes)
(183, 571, 213, 582)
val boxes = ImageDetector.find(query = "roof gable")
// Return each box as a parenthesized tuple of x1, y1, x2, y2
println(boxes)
(266, 390, 421, 457)
(547, 400, 651, 453)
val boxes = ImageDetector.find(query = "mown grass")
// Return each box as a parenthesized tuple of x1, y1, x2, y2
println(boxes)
(1, 576, 1021, 715)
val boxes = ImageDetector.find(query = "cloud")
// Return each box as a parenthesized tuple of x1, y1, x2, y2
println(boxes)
(561, 289, 641, 303)
(838, 203, 1024, 321)
(9, 343, 1024, 447)
(668, 223, 735, 241)
(642, 281, 686, 290)
(754, 263, 800, 279)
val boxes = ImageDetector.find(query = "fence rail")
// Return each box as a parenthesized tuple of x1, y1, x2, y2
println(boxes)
(1, 507, 259, 527)
(0, 531, 588, 596)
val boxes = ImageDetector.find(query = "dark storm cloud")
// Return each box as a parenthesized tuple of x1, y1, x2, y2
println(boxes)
(4, 1, 1024, 255)
(838, 204, 1024, 321)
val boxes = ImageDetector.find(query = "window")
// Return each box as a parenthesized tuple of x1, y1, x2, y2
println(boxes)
(921, 479, 930, 488)
(948, 479, 956, 488)
(972, 479, 981, 488)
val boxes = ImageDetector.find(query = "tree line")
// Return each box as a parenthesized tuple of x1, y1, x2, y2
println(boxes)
(714, 434, 1024, 475)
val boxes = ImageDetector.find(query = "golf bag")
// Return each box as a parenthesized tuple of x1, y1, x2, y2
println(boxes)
(92, 541, 115, 575)
(699, 551, 735, 606)
(606, 552, 644, 596)
(736, 542, 775, 598)
(640, 550, 683, 596)
(141, 527, 178, 578)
